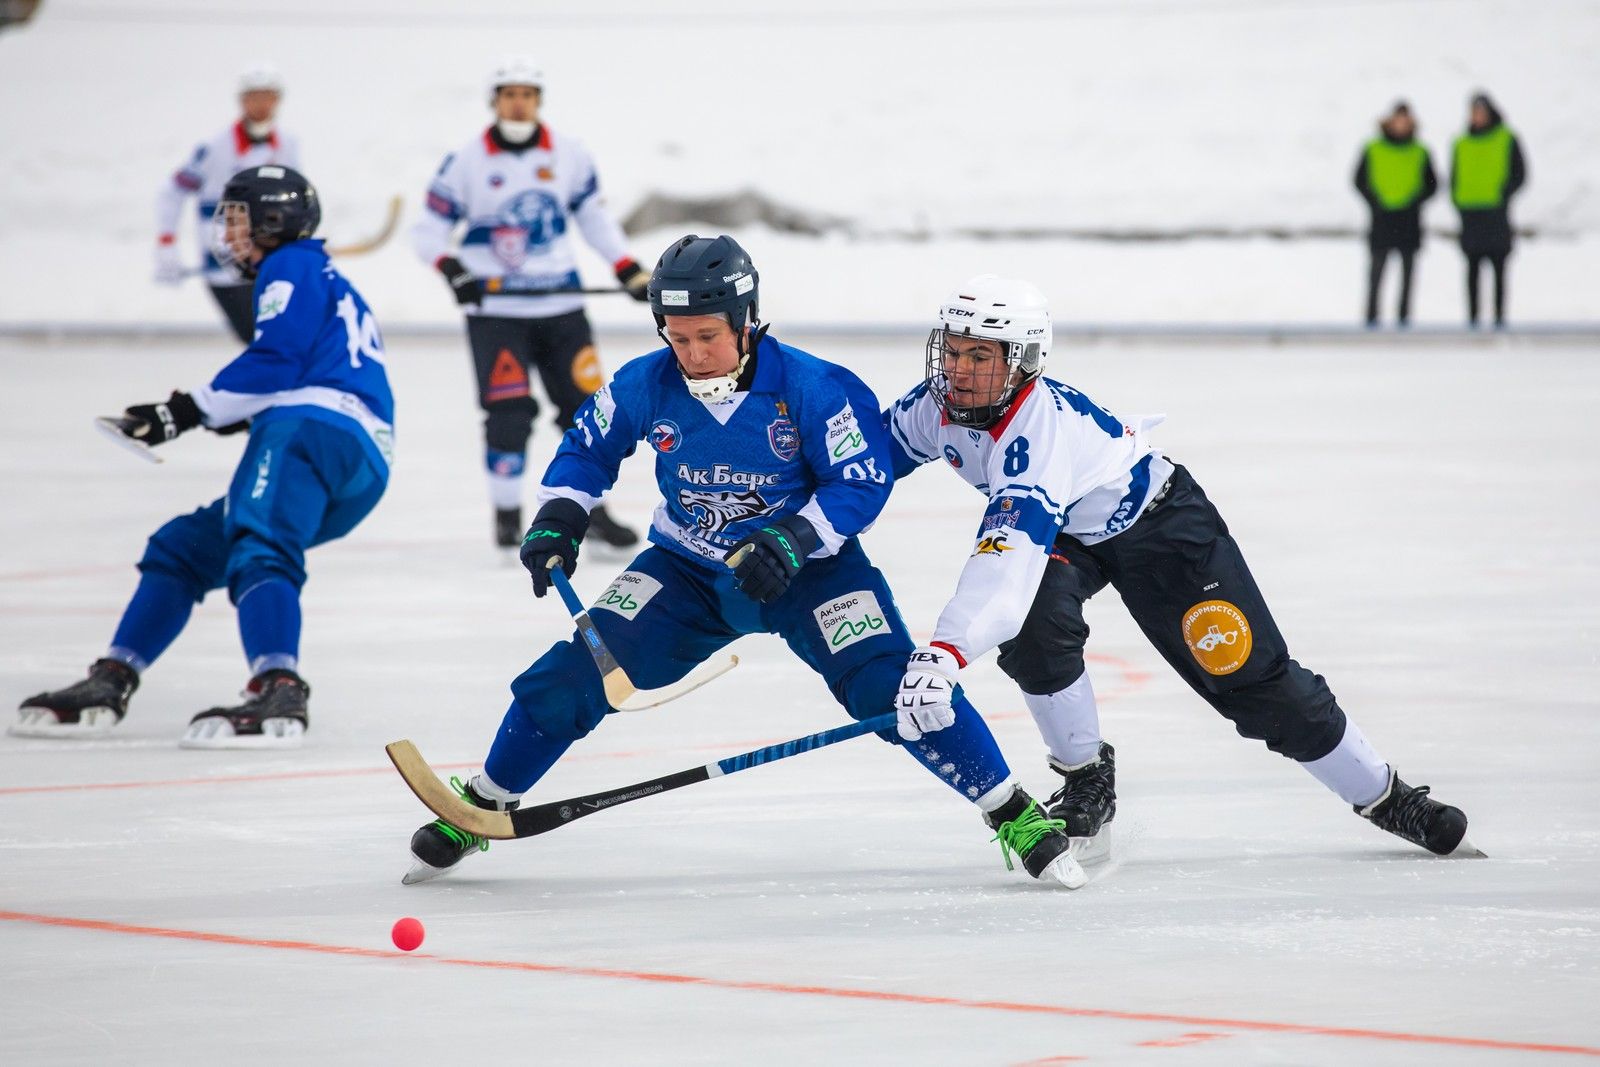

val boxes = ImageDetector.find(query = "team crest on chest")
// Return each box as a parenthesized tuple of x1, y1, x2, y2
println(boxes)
(649, 419, 682, 453)
(488, 173, 504, 188)
(943, 444, 963, 468)
(491, 225, 528, 269)
(768, 410, 800, 461)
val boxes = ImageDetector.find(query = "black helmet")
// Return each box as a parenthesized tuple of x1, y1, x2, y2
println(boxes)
(218, 164, 321, 259)
(647, 234, 760, 337)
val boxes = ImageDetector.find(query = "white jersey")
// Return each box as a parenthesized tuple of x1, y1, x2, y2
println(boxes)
(886, 376, 1174, 663)
(156, 122, 302, 285)
(410, 126, 632, 319)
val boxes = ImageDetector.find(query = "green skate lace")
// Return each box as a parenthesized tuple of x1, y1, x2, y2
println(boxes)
(429, 776, 490, 853)
(991, 801, 1067, 872)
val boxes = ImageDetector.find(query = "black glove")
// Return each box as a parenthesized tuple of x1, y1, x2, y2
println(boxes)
(728, 515, 821, 604)
(519, 498, 590, 598)
(436, 255, 482, 307)
(122, 390, 203, 446)
(615, 259, 650, 303)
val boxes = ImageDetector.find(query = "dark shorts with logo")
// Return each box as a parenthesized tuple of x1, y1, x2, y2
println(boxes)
(465, 310, 601, 433)
(996, 464, 1347, 762)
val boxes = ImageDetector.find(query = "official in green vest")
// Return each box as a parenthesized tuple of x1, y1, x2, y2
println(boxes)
(1353, 101, 1437, 326)
(1451, 92, 1527, 327)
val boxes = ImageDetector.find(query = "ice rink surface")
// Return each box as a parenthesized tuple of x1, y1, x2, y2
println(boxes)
(2, 330, 1598, 1064)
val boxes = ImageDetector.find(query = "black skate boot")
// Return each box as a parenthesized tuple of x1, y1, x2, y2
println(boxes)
(586, 504, 640, 549)
(494, 506, 523, 549)
(180, 668, 310, 749)
(404, 775, 519, 885)
(12, 658, 139, 738)
(1357, 769, 1479, 856)
(985, 786, 1086, 888)
(1045, 742, 1117, 837)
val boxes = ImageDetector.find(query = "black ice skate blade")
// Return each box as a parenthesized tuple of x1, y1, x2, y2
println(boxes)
(94, 417, 163, 464)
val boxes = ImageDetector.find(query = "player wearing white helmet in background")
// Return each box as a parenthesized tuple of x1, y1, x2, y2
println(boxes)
(411, 57, 647, 552)
(154, 65, 301, 342)
(883, 276, 1479, 878)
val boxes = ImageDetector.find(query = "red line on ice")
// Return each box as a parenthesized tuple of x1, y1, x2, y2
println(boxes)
(0, 909, 1595, 1058)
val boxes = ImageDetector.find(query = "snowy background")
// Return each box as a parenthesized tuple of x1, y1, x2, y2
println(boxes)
(1, 0, 1597, 328)
(3, 2, 1600, 1065)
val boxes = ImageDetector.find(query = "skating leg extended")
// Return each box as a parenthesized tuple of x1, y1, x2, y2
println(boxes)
(1357, 768, 1480, 857)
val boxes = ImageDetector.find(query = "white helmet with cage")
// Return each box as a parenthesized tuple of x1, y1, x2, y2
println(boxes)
(487, 56, 544, 102)
(925, 275, 1051, 428)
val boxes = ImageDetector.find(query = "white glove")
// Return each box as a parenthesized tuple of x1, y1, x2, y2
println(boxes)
(153, 239, 185, 285)
(896, 645, 960, 741)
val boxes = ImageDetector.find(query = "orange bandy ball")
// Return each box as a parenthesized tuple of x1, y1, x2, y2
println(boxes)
(391, 917, 425, 951)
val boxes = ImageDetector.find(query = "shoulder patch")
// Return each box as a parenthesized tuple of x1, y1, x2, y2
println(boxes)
(255, 280, 294, 322)
(825, 401, 868, 464)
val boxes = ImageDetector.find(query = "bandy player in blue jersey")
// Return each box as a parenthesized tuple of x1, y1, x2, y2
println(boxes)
(883, 275, 1477, 869)
(402, 236, 1082, 887)
(14, 166, 393, 749)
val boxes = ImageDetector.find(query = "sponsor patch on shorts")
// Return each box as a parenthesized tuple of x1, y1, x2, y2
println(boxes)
(1182, 599, 1253, 676)
(592, 571, 663, 620)
(813, 590, 890, 653)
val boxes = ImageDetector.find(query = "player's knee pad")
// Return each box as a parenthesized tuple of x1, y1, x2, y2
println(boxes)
(996, 621, 1089, 695)
(225, 533, 307, 605)
(508, 639, 609, 743)
(484, 397, 538, 453)
(829, 655, 905, 744)
(1206, 659, 1347, 762)
(138, 506, 229, 599)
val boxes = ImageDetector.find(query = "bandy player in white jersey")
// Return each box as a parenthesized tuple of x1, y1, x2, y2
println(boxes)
(155, 65, 301, 343)
(411, 57, 646, 552)
(885, 276, 1479, 874)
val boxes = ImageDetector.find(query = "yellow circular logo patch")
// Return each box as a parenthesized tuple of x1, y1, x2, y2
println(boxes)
(1182, 599, 1253, 676)
(571, 344, 604, 393)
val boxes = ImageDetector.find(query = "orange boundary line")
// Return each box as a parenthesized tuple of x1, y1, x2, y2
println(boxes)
(1, 909, 1595, 1057)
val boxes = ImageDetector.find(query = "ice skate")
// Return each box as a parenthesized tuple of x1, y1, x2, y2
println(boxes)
(986, 786, 1086, 888)
(404, 775, 518, 885)
(494, 506, 523, 549)
(179, 668, 309, 749)
(1357, 768, 1482, 857)
(586, 504, 640, 549)
(1045, 742, 1116, 869)
(11, 659, 138, 738)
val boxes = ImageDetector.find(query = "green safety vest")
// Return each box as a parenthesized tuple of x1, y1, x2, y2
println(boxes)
(1453, 125, 1514, 209)
(1364, 138, 1428, 210)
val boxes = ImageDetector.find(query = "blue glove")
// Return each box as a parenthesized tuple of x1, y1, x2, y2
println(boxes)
(519, 498, 589, 597)
(728, 515, 821, 604)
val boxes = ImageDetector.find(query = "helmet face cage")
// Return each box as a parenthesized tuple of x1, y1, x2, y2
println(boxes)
(210, 200, 258, 274)
(924, 327, 1036, 429)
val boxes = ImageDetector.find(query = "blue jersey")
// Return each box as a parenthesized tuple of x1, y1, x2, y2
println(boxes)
(192, 240, 395, 472)
(537, 333, 894, 568)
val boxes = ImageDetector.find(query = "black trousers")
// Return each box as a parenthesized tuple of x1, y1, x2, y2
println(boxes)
(209, 283, 255, 344)
(1465, 252, 1509, 325)
(996, 465, 1347, 763)
(465, 310, 602, 454)
(1365, 247, 1416, 325)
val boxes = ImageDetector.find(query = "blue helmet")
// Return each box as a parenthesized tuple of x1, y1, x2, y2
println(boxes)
(647, 234, 761, 337)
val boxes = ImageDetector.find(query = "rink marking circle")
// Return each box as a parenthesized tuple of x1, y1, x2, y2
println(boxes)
(1, 909, 1595, 1058)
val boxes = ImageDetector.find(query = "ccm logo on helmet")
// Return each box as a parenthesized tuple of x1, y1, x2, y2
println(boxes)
(946, 306, 975, 317)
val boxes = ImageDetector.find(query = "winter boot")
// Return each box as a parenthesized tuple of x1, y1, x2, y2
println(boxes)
(1357, 769, 1480, 856)
(12, 658, 139, 738)
(494, 506, 523, 549)
(404, 775, 519, 885)
(586, 504, 640, 549)
(180, 668, 309, 749)
(985, 786, 1086, 888)
(1045, 742, 1117, 838)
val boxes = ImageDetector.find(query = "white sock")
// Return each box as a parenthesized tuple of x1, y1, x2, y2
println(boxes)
(1301, 719, 1390, 807)
(487, 472, 522, 511)
(975, 777, 1020, 814)
(471, 771, 522, 807)
(1024, 674, 1103, 768)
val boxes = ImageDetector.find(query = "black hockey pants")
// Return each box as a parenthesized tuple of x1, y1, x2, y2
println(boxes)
(996, 464, 1348, 763)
